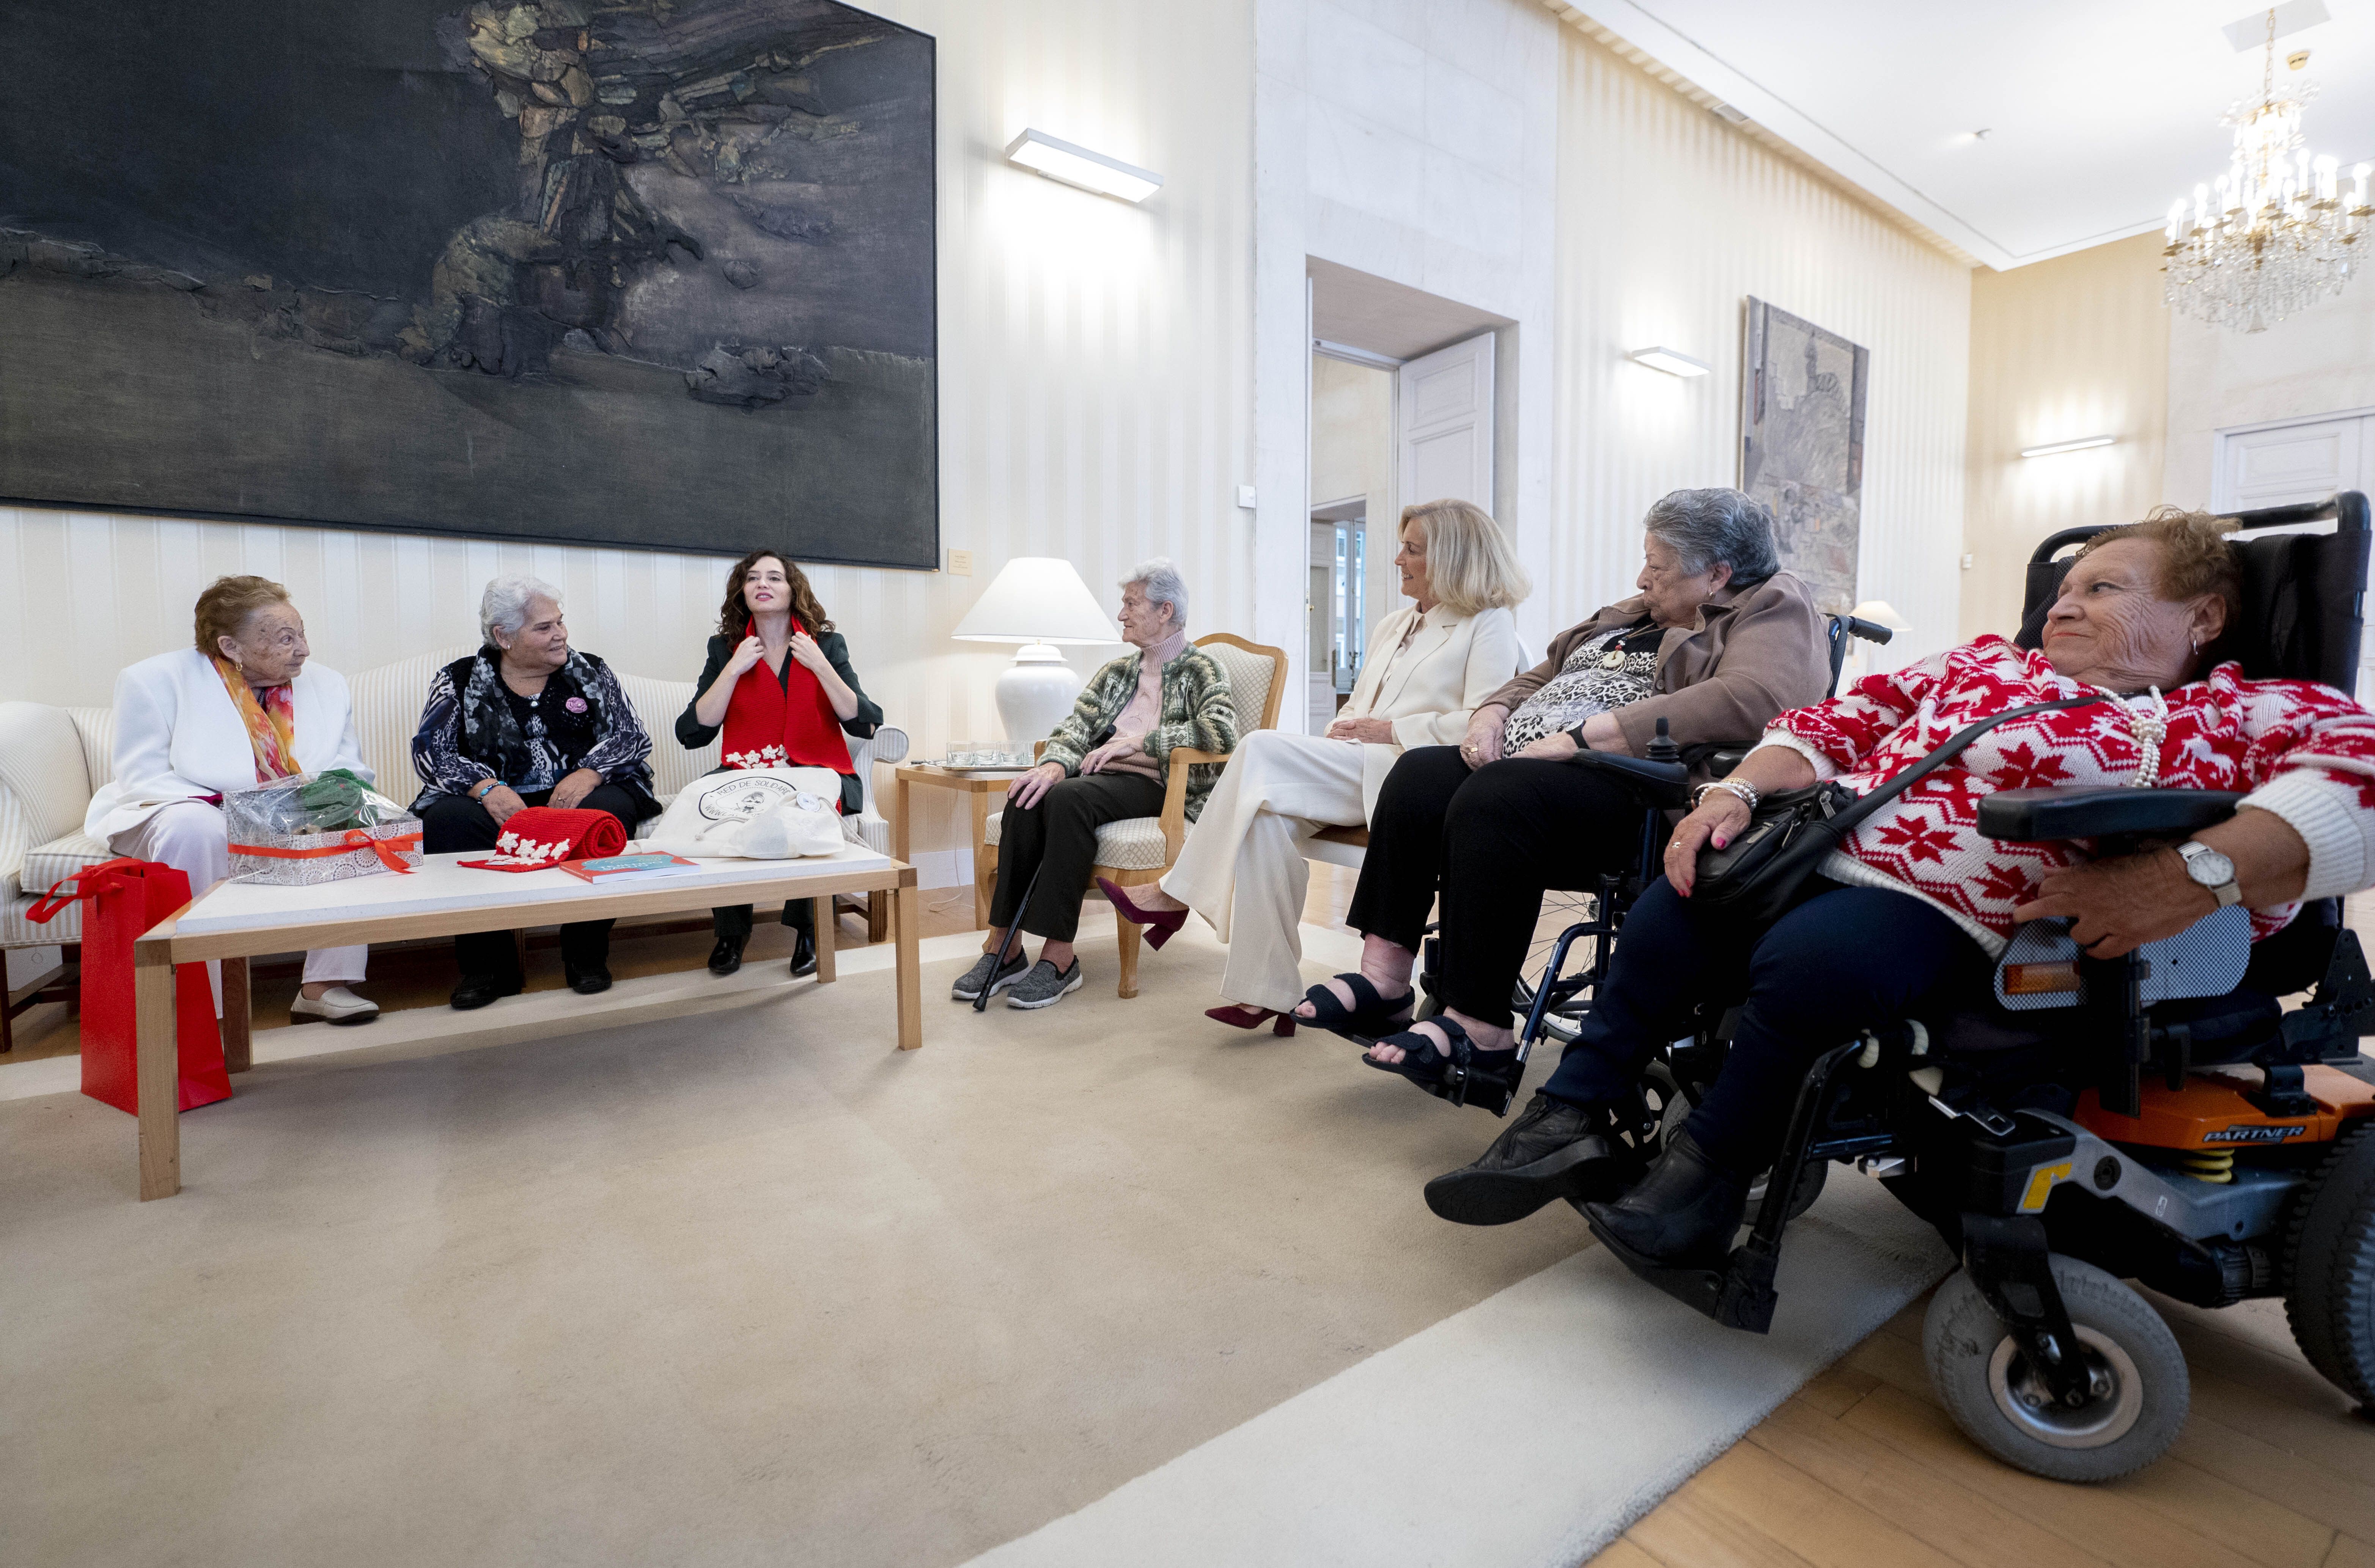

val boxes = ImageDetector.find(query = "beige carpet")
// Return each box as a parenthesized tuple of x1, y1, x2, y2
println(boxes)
(0, 925, 1595, 1567)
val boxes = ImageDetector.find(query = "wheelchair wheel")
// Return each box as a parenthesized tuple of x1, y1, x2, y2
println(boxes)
(2282, 1124, 2375, 1407)
(1925, 1255, 2188, 1483)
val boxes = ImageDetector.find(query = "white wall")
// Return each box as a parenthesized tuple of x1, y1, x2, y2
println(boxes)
(1543, 28, 1973, 668)
(0, 0, 1257, 883)
(2165, 281, 2375, 508)
(1253, 0, 1563, 669)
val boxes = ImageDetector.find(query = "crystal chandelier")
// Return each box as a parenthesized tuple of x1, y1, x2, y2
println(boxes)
(2163, 8, 2371, 333)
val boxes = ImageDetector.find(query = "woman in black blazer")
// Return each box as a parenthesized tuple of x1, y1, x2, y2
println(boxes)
(676, 549, 882, 976)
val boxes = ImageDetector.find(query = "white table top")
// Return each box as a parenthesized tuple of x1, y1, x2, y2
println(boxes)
(170, 847, 901, 937)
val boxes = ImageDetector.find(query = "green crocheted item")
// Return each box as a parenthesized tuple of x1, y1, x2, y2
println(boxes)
(297, 768, 379, 830)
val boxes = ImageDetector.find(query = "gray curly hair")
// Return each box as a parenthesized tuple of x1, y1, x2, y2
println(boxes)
(1642, 489, 1780, 587)
(1121, 557, 1188, 629)
(480, 573, 563, 646)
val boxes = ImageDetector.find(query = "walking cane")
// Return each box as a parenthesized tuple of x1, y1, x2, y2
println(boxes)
(974, 721, 1114, 1013)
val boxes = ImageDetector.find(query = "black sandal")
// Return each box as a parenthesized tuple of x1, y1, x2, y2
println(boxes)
(1295, 973, 1414, 1039)
(1365, 1018, 1524, 1112)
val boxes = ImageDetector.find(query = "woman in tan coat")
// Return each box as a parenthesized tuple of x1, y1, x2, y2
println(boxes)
(1309, 488, 1832, 1110)
(1106, 500, 1528, 1031)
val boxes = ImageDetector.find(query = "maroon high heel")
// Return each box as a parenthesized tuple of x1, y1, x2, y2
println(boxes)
(1098, 876, 1189, 951)
(1206, 1003, 1296, 1036)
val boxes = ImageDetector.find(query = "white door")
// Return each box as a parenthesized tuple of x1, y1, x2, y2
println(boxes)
(2213, 414, 2369, 511)
(2210, 409, 2375, 697)
(1398, 332, 1494, 512)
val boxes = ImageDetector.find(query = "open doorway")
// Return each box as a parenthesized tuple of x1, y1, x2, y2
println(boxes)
(1304, 258, 1510, 735)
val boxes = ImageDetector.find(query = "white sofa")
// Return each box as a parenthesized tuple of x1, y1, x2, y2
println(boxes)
(0, 646, 908, 955)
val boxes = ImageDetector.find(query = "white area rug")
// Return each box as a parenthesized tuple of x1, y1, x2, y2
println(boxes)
(964, 1167, 1955, 1568)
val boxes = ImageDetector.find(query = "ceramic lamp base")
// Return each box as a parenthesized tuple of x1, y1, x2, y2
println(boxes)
(995, 644, 1085, 749)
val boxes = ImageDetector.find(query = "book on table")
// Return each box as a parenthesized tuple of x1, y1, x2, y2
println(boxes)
(555, 852, 704, 883)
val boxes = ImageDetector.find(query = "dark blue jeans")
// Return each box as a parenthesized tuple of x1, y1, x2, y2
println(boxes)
(1541, 877, 1991, 1176)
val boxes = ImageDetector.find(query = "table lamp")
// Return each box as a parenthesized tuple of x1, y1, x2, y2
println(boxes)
(1844, 600, 1911, 683)
(950, 557, 1121, 746)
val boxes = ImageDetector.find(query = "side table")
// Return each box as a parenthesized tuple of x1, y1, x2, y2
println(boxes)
(892, 765, 1018, 929)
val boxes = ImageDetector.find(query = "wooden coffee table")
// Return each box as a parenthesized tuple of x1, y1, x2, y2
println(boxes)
(130, 847, 920, 1201)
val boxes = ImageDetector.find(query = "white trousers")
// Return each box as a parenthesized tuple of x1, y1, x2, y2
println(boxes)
(1159, 729, 1365, 1012)
(110, 802, 368, 1015)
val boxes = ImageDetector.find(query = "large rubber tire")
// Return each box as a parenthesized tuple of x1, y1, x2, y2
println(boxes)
(2284, 1124, 2375, 1406)
(1925, 1255, 2188, 1483)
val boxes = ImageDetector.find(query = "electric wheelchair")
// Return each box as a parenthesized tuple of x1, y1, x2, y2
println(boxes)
(1563, 491, 2375, 1483)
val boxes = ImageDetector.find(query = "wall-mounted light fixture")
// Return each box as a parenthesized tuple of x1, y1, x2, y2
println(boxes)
(1004, 129, 1162, 203)
(2020, 435, 2116, 458)
(1628, 346, 1710, 377)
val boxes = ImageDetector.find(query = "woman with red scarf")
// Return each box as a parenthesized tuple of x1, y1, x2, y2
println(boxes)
(676, 549, 882, 977)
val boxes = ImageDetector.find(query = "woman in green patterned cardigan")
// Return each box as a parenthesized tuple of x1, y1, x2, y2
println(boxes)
(954, 559, 1238, 1010)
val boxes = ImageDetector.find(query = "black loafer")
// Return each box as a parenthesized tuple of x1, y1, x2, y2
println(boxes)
(1423, 1092, 1631, 1225)
(566, 962, 613, 996)
(790, 931, 818, 978)
(450, 975, 523, 1011)
(1581, 1130, 1749, 1265)
(708, 936, 746, 977)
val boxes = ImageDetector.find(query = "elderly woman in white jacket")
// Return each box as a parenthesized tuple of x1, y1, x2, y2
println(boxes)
(82, 575, 379, 1024)
(1106, 499, 1527, 1031)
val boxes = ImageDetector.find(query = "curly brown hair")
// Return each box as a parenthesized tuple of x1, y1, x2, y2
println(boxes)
(717, 549, 834, 638)
(193, 574, 293, 655)
(2075, 505, 2242, 634)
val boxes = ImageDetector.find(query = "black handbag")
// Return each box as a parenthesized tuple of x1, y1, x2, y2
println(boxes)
(1691, 695, 2111, 924)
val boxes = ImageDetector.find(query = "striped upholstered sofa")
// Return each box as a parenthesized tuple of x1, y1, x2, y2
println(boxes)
(0, 646, 907, 991)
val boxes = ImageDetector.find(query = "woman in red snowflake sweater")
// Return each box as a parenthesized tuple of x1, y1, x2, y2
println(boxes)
(1424, 507, 2375, 1256)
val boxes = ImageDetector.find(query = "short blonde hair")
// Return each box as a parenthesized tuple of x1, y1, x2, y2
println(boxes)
(1400, 499, 1529, 616)
(193, 575, 293, 655)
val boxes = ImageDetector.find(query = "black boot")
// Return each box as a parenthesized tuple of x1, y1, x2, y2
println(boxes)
(789, 930, 818, 978)
(1423, 1092, 1631, 1226)
(709, 935, 747, 976)
(1581, 1130, 1749, 1265)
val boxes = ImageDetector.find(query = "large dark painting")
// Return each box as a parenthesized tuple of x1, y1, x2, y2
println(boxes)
(1740, 297, 1867, 615)
(0, 0, 937, 568)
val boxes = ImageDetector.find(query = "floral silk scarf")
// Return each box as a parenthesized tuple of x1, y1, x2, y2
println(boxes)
(210, 654, 299, 782)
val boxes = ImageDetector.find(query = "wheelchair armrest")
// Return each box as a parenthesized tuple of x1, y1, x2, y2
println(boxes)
(1977, 787, 2245, 842)
(1564, 748, 1691, 809)
(1698, 747, 1750, 780)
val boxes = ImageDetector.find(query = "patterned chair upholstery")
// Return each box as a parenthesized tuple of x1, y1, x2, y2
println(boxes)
(978, 632, 1287, 999)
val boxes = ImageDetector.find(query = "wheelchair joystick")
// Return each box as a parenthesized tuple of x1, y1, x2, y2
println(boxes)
(1647, 716, 1681, 765)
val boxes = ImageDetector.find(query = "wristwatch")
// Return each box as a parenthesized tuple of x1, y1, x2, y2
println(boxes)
(2176, 840, 2241, 907)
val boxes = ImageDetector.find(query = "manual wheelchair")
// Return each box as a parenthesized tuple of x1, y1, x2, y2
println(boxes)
(1560, 491, 2375, 1483)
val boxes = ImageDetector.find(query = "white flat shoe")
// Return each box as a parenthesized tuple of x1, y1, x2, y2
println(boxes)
(289, 986, 380, 1025)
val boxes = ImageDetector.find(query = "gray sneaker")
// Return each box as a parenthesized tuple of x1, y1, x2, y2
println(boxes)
(952, 949, 1030, 1002)
(1004, 958, 1084, 1010)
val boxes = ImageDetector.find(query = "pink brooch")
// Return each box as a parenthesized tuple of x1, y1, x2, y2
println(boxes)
(565, 696, 588, 713)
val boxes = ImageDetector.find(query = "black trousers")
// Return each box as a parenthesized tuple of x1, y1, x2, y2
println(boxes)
(1345, 747, 1647, 1027)
(419, 784, 640, 980)
(988, 773, 1167, 943)
(1541, 878, 1989, 1175)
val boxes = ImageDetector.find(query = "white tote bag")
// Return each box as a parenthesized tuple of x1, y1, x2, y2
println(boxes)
(638, 767, 850, 859)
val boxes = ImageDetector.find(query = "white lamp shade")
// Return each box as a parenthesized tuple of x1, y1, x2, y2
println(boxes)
(1848, 599, 1912, 631)
(951, 557, 1120, 646)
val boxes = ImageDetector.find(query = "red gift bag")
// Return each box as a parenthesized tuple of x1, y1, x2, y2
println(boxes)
(28, 857, 231, 1115)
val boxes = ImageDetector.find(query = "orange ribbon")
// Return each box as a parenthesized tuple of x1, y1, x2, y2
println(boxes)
(228, 830, 422, 875)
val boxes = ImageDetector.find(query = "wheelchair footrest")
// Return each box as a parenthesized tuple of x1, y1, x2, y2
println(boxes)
(1583, 1211, 1780, 1334)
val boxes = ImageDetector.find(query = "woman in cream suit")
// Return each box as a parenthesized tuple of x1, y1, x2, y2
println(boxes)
(84, 575, 379, 1023)
(1105, 499, 1527, 1031)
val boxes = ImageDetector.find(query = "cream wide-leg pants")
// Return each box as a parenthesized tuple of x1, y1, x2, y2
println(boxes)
(1159, 728, 1366, 1012)
(110, 801, 368, 1016)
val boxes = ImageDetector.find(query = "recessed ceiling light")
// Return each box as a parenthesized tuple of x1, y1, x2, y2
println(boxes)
(1004, 128, 1162, 203)
(1628, 346, 1710, 377)
(2020, 435, 2116, 458)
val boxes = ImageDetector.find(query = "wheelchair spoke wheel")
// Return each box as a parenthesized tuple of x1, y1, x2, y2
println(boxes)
(1925, 1255, 2187, 1483)
(2282, 1125, 2375, 1407)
